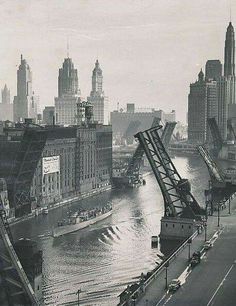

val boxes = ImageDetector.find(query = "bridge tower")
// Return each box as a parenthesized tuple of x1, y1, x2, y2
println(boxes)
(125, 120, 176, 187)
(135, 126, 204, 243)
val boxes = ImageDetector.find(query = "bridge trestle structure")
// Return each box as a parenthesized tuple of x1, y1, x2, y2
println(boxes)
(198, 145, 236, 212)
(0, 209, 39, 305)
(125, 120, 176, 186)
(135, 125, 204, 241)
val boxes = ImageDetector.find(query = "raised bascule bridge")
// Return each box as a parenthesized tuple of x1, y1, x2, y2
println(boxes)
(0, 124, 47, 305)
(135, 125, 205, 244)
(112, 119, 176, 188)
(200, 118, 236, 211)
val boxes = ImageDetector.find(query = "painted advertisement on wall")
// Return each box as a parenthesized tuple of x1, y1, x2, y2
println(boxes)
(42, 156, 60, 175)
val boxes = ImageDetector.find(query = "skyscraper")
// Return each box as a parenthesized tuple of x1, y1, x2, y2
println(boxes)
(224, 22, 235, 77)
(217, 22, 236, 139)
(0, 84, 13, 121)
(205, 60, 222, 81)
(13, 55, 38, 122)
(1, 84, 10, 104)
(88, 60, 109, 125)
(55, 57, 80, 125)
(188, 70, 218, 144)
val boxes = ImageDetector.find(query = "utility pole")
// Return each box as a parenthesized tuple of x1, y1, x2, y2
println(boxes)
(164, 261, 169, 290)
(229, 197, 231, 214)
(205, 200, 208, 241)
(217, 202, 220, 227)
(187, 238, 192, 261)
(76, 289, 81, 306)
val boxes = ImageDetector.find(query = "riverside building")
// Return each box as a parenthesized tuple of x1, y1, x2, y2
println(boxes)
(0, 120, 112, 217)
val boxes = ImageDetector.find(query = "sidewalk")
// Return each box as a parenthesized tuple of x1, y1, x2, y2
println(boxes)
(136, 198, 235, 306)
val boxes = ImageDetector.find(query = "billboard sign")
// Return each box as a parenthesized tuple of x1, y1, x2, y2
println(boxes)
(42, 156, 60, 175)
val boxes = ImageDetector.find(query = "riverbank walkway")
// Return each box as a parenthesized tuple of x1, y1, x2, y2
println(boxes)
(135, 197, 235, 306)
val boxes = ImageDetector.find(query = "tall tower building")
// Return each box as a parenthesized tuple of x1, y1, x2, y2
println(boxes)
(224, 22, 235, 77)
(217, 22, 236, 139)
(58, 58, 79, 97)
(188, 70, 218, 144)
(205, 60, 222, 81)
(1, 84, 10, 104)
(88, 60, 109, 125)
(0, 84, 13, 121)
(13, 55, 38, 122)
(55, 57, 80, 125)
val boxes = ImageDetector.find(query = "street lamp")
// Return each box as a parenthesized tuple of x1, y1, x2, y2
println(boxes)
(164, 261, 169, 290)
(76, 289, 81, 306)
(187, 238, 192, 261)
(217, 202, 221, 227)
(204, 221, 207, 241)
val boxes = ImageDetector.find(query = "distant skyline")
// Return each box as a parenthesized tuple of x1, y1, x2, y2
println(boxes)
(0, 0, 235, 122)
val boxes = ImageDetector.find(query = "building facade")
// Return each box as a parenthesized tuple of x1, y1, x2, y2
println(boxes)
(0, 84, 13, 121)
(0, 123, 112, 215)
(111, 104, 176, 144)
(205, 60, 222, 81)
(88, 60, 109, 125)
(217, 22, 236, 139)
(43, 106, 55, 125)
(13, 55, 38, 122)
(1, 84, 10, 104)
(188, 70, 218, 144)
(55, 57, 81, 125)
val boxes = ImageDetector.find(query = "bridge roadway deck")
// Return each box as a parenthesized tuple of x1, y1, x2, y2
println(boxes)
(136, 198, 236, 306)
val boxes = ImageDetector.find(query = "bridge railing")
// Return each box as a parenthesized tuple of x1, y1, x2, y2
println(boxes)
(118, 230, 198, 306)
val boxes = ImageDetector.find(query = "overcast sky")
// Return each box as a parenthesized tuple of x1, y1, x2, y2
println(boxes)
(0, 0, 235, 122)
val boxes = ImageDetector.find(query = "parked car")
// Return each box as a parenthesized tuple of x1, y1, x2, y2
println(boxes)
(203, 240, 213, 250)
(168, 279, 181, 292)
(190, 251, 201, 267)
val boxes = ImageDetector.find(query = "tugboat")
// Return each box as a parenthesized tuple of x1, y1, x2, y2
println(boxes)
(52, 203, 112, 238)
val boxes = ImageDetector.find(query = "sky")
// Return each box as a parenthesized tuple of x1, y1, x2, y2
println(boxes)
(0, 0, 235, 123)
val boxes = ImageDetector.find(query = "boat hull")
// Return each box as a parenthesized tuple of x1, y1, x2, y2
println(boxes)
(53, 210, 112, 238)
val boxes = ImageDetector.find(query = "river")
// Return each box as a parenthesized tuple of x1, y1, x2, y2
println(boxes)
(10, 155, 209, 306)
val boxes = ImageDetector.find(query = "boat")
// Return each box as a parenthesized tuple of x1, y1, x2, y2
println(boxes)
(52, 204, 112, 238)
(42, 207, 49, 215)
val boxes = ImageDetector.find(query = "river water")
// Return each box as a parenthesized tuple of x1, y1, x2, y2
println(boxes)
(10, 156, 209, 306)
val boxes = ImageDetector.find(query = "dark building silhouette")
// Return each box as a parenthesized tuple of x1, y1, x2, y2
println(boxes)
(0, 84, 13, 121)
(224, 22, 235, 77)
(217, 22, 236, 139)
(1, 84, 10, 104)
(188, 70, 218, 143)
(55, 57, 81, 125)
(43, 106, 55, 125)
(58, 57, 79, 97)
(205, 60, 222, 80)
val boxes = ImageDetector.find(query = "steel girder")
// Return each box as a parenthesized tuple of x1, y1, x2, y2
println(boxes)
(135, 126, 203, 219)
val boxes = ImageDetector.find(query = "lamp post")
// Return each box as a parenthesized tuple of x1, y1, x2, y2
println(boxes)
(187, 238, 192, 261)
(205, 199, 208, 241)
(164, 261, 169, 290)
(217, 202, 220, 227)
(76, 289, 81, 306)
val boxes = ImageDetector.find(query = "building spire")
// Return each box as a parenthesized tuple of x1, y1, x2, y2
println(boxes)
(224, 21, 235, 77)
(66, 37, 69, 58)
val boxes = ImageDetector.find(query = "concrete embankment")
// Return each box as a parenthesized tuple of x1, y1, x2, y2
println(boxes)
(119, 197, 234, 306)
